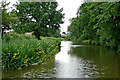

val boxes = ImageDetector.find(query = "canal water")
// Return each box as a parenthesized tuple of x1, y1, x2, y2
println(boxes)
(2, 41, 120, 79)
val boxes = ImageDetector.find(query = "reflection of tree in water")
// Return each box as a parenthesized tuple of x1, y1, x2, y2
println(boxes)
(118, 54, 120, 78)
(70, 45, 119, 78)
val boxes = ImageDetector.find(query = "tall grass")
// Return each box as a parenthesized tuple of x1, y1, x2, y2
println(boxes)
(2, 33, 61, 71)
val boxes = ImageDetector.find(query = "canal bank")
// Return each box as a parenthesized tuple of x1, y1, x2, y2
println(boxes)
(2, 41, 120, 79)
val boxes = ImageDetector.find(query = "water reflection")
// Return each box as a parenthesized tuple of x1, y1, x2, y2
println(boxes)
(55, 41, 94, 78)
(3, 59, 56, 78)
(55, 41, 84, 78)
(71, 45, 119, 78)
(2, 41, 120, 78)
(55, 41, 119, 78)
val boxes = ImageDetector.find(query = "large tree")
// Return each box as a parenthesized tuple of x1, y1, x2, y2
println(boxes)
(13, 2, 64, 40)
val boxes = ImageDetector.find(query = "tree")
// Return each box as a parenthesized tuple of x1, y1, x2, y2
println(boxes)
(68, 2, 120, 52)
(13, 2, 64, 40)
(1, 2, 18, 39)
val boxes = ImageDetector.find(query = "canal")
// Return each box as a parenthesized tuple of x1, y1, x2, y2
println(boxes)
(2, 41, 120, 79)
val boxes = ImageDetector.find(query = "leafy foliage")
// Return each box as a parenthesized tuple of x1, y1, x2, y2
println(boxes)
(68, 2, 120, 52)
(1, 2, 18, 39)
(1, 2, 18, 29)
(13, 2, 64, 39)
(2, 33, 61, 71)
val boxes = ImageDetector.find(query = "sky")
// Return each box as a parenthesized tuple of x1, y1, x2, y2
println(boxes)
(56, 0, 83, 32)
(7, 0, 83, 33)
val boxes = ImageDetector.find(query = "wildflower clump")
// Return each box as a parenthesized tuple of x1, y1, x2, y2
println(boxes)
(2, 33, 61, 71)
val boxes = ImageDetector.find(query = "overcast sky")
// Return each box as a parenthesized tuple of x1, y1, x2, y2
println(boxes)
(7, 0, 83, 32)
(56, 0, 83, 32)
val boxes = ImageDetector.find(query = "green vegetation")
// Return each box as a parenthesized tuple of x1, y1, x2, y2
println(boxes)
(2, 33, 61, 71)
(1, 1, 64, 71)
(68, 2, 120, 53)
(12, 2, 64, 40)
(1, 1, 64, 40)
(1, 2, 18, 39)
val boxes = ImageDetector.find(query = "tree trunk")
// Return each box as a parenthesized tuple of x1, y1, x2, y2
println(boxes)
(34, 29, 41, 40)
(37, 33, 41, 40)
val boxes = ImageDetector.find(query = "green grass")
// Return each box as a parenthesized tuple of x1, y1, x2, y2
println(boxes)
(2, 33, 62, 71)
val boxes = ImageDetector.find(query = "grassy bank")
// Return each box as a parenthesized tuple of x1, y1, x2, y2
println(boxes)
(2, 33, 63, 71)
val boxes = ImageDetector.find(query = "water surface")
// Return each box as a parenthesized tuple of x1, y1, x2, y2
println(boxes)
(2, 41, 120, 78)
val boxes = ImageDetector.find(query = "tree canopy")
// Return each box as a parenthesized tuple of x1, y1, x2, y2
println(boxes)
(1, 2, 18, 29)
(13, 2, 64, 39)
(68, 2, 120, 52)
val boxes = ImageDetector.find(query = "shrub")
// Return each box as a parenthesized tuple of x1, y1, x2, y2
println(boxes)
(2, 33, 61, 71)
(82, 40, 91, 45)
(91, 40, 95, 45)
(117, 45, 120, 53)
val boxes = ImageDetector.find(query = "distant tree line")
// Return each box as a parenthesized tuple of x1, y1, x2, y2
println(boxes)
(68, 2, 120, 52)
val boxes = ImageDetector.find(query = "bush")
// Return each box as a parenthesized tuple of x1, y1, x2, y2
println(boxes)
(117, 45, 120, 53)
(2, 33, 61, 71)
(65, 35, 71, 41)
(76, 38, 82, 43)
(82, 40, 91, 45)
(4, 33, 36, 42)
(91, 40, 95, 45)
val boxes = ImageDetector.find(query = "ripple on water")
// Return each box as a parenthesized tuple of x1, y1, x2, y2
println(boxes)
(23, 67, 56, 78)
(2, 41, 119, 78)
